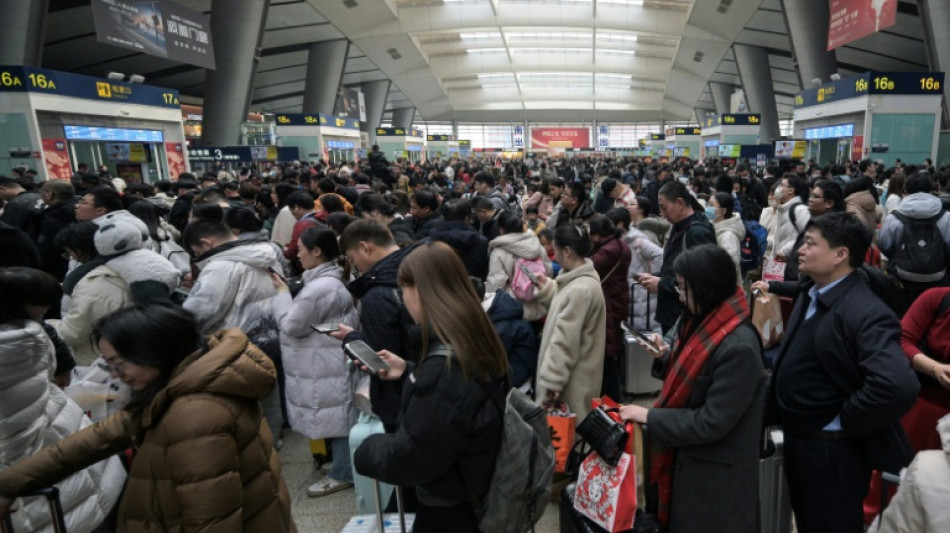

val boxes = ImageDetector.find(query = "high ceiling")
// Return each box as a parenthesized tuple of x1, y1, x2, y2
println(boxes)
(39, 0, 931, 124)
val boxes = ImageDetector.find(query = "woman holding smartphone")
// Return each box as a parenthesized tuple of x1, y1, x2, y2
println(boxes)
(350, 241, 509, 533)
(620, 244, 766, 532)
(270, 226, 360, 498)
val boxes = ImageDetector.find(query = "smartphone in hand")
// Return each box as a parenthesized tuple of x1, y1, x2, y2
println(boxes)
(343, 340, 390, 375)
(519, 264, 541, 286)
(266, 265, 287, 284)
(310, 323, 340, 334)
(633, 330, 661, 352)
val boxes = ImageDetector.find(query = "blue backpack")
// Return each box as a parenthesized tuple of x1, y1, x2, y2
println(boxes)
(740, 220, 768, 274)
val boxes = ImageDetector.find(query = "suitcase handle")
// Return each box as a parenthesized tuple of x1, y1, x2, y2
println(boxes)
(1, 487, 67, 533)
(370, 479, 406, 533)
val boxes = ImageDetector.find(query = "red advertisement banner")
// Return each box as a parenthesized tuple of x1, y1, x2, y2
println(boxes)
(42, 138, 73, 180)
(164, 142, 186, 180)
(531, 127, 591, 149)
(828, 0, 896, 51)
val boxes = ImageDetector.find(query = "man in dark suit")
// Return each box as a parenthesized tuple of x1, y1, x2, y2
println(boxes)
(769, 212, 919, 533)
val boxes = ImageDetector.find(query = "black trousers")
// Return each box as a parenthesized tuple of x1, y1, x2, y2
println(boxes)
(784, 434, 871, 533)
(413, 501, 479, 533)
(600, 353, 623, 403)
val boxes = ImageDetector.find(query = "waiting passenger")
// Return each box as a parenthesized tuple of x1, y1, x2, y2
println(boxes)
(486, 210, 552, 321)
(620, 244, 767, 532)
(588, 214, 632, 402)
(429, 198, 489, 280)
(353, 241, 508, 533)
(606, 207, 664, 332)
(0, 303, 297, 532)
(707, 192, 746, 286)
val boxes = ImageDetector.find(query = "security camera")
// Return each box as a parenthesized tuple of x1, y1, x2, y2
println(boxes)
(106, 72, 125, 80)
(830, 73, 841, 81)
(811, 78, 822, 87)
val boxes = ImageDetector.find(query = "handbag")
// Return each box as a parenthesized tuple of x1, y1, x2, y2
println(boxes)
(576, 406, 628, 467)
(573, 421, 638, 532)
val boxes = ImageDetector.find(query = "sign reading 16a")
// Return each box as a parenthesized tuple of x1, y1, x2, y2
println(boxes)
(0, 71, 23, 87)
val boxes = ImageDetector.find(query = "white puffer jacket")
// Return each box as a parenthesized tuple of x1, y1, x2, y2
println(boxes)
(622, 226, 664, 332)
(714, 213, 747, 286)
(272, 262, 360, 440)
(775, 197, 810, 258)
(0, 321, 125, 533)
(53, 265, 133, 366)
(486, 232, 552, 321)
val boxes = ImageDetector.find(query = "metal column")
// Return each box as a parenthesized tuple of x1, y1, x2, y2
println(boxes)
(199, 0, 269, 146)
(392, 107, 415, 130)
(0, 0, 48, 66)
(780, 0, 838, 89)
(361, 80, 391, 147)
(918, 0, 950, 126)
(302, 40, 350, 115)
(734, 44, 781, 142)
(709, 82, 735, 115)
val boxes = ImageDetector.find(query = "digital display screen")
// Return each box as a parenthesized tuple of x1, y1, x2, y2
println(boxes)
(803, 124, 854, 140)
(704, 139, 721, 147)
(64, 125, 164, 143)
(718, 144, 741, 157)
(326, 140, 355, 149)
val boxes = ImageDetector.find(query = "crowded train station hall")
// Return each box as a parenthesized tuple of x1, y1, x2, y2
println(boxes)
(1, 0, 949, 532)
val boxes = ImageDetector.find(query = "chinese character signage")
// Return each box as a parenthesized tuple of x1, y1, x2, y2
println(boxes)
(828, 0, 896, 51)
(0, 66, 180, 108)
(91, 0, 216, 70)
(530, 127, 591, 149)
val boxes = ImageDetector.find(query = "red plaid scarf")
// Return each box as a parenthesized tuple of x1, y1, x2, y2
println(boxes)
(650, 287, 749, 526)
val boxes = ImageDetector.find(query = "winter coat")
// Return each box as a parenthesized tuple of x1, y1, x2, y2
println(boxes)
(53, 264, 133, 365)
(389, 218, 414, 247)
(884, 193, 902, 219)
(637, 216, 670, 246)
(344, 242, 423, 426)
(429, 221, 490, 281)
(655, 212, 717, 331)
(270, 205, 297, 247)
(272, 262, 360, 440)
(486, 232, 552, 321)
(184, 240, 283, 346)
(775, 197, 810, 258)
(590, 235, 632, 359)
(238, 229, 290, 275)
(874, 415, 950, 533)
(354, 345, 504, 511)
(0, 221, 40, 269)
(623, 226, 664, 331)
(714, 214, 747, 286)
(412, 212, 444, 240)
(879, 192, 950, 269)
(483, 291, 538, 388)
(36, 198, 77, 280)
(0, 328, 296, 533)
(759, 206, 781, 258)
(846, 190, 883, 235)
(0, 191, 42, 233)
(648, 323, 767, 533)
(0, 321, 126, 533)
(522, 192, 554, 220)
(535, 260, 607, 420)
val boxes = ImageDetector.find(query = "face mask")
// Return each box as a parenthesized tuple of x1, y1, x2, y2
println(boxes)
(769, 199, 778, 208)
(774, 186, 784, 199)
(705, 205, 718, 221)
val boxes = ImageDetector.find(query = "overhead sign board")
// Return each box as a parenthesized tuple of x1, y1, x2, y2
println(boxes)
(0, 65, 180, 108)
(795, 72, 945, 108)
(720, 114, 761, 126)
(334, 86, 364, 121)
(427, 134, 456, 142)
(376, 127, 424, 138)
(187, 146, 299, 162)
(828, 0, 896, 51)
(90, 0, 216, 69)
(803, 123, 855, 140)
(774, 140, 807, 159)
(274, 113, 360, 130)
(650, 134, 666, 141)
(673, 127, 702, 136)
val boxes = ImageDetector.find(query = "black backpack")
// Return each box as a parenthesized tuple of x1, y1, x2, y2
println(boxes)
(891, 211, 949, 283)
(858, 265, 908, 318)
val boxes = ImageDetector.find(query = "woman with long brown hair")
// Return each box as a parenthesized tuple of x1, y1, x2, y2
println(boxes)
(353, 241, 509, 533)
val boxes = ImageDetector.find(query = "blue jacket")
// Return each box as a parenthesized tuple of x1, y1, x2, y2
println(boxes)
(486, 290, 538, 387)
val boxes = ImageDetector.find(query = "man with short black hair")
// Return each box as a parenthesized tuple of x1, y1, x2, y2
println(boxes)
(769, 212, 919, 533)
(473, 196, 503, 241)
(37, 180, 77, 279)
(473, 171, 509, 211)
(429, 198, 489, 280)
(409, 190, 442, 239)
(74, 186, 121, 222)
(0, 175, 42, 234)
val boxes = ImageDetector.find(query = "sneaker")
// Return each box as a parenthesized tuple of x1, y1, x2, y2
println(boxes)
(307, 477, 353, 497)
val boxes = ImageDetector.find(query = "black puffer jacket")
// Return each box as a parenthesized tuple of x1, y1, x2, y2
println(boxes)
(412, 212, 444, 240)
(345, 242, 423, 425)
(429, 221, 489, 280)
(655, 212, 716, 330)
(37, 198, 77, 279)
(354, 345, 504, 509)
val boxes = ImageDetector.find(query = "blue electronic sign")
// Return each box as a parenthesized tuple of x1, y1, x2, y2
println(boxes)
(326, 140, 355, 149)
(0, 66, 180, 109)
(64, 125, 164, 142)
(803, 124, 854, 140)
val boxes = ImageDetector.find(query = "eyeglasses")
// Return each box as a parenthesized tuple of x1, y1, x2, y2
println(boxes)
(99, 357, 128, 374)
(809, 194, 825, 200)
(76, 201, 96, 207)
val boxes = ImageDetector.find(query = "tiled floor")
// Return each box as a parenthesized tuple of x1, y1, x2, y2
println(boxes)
(283, 394, 660, 532)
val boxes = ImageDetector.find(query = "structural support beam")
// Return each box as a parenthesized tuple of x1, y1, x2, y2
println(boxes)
(709, 82, 735, 115)
(302, 40, 349, 115)
(361, 80, 391, 147)
(392, 107, 415, 130)
(200, 0, 269, 146)
(919, 0, 950, 127)
(0, 0, 48, 66)
(780, 0, 837, 89)
(734, 44, 781, 142)
(695, 107, 714, 127)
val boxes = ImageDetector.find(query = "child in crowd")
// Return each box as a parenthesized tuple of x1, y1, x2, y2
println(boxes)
(538, 228, 560, 276)
(525, 206, 546, 235)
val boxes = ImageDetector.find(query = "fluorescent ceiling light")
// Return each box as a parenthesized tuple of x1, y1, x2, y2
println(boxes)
(518, 72, 592, 79)
(598, 32, 639, 42)
(459, 31, 501, 40)
(478, 73, 515, 79)
(598, 49, 638, 55)
(505, 30, 592, 40)
(467, 48, 507, 53)
(512, 47, 592, 54)
(596, 73, 633, 80)
(599, 0, 645, 5)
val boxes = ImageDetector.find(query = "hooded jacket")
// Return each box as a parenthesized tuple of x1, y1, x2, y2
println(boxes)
(486, 232, 552, 321)
(590, 235, 632, 359)
(429, 221, 490, 280)
(184, 239, 283, 341)
(0, 321, 126, 533)
(879, 192, 950, 271)
(714, 213, 747, 286)
(535, 259, 607, 421)
(344, 242, 423, 426)
(0, 328, 296, 533)
(874, 414, 950, 533)
(483, 291, 538, 387)
(623, 226, 664, 331)
(53, 265, 133, 366)
(846, 189, 883, 235)
(272, 262, 360, 440)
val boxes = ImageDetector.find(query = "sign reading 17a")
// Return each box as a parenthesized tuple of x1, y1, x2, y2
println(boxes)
(162, 92, 179, 105)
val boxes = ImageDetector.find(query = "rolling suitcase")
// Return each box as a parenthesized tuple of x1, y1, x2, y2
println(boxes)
(623, 287, 663, 396)
(759, 428, 792, 533)
(348, 412, 396, 515)
(340, 480, 413, 533)
(1, 487, 68, 533)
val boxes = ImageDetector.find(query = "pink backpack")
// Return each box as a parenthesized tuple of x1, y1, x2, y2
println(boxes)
(510, 257, 546, 302)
